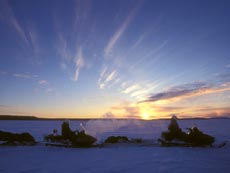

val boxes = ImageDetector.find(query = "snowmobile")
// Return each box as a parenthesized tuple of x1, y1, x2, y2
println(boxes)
(159, 116, 215, 147)
(44, 122, 97, 147)
(0, 130, 36, 146)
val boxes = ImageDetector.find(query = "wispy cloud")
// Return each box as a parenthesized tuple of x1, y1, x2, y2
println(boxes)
(97, 66, 107, 88)
(38, 80, 48, 85)
(130, 89, 150, 100)
(56, 32, 71, 70)
(101, 70, 117, 89)
(130, 34, 146, 50)
(46, 88, 54, 93)
(130, 40, 168, 70)
(140, 81, 230, 103)
(0, 0, 29, 45)
(111, 101, 140, 118)
(105, 70, 117, 83)
(0, 71, 7, 75)
(111, 76, 230, 119)
(57, 33, 71, 63)
(121, 82, 127, 88)
(37, 79, 56, 94)
(122, 84, 140, 94)
(104, 5, 138, 57)
(120, 81, 160, 101)
(2, 71, 56, 94)
(28, 28, 40, 54)
(74, 47, 85, 81)
(56, 13, 87, 81)
(124, 106, 140, 118)
(98, 68, 117, 89)
(1, 71, 38, 79)
(13, 73, 33, 79)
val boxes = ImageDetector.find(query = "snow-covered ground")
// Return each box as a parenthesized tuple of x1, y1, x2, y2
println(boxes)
(0, 119, 230, 173)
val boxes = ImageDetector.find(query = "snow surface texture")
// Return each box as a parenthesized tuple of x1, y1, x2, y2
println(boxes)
(0, 119, 230, 173)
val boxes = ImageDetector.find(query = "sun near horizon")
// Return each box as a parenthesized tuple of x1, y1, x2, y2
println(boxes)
(0, 0, 229, 120)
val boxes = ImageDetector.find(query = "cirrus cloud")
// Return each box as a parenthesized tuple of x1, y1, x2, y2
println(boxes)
(0, 0, 29, 45)
(140, 81, 230, 103)
(38, 80, 48, 85)
(74, 47, 85, 81)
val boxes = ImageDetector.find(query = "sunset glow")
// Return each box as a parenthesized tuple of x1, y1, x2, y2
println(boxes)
(142, 113, 150, 120)
(0, 0, 229, 119)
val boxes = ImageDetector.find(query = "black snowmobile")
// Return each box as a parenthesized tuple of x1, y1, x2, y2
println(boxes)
(44, 121, 97, 147)
(159, 116, 215, 147)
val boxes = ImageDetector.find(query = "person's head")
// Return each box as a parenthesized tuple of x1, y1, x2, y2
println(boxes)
(172, 115, 178, 120)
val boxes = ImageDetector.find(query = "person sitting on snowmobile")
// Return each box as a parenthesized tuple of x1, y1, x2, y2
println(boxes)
(161, 115, 187, 142)
(61, 121, 76, 141)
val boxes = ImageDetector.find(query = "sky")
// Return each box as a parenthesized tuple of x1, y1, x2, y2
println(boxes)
(0, 0, 229, 119)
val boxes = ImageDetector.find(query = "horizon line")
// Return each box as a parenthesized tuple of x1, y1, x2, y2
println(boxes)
(0, 115, 229, 121)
